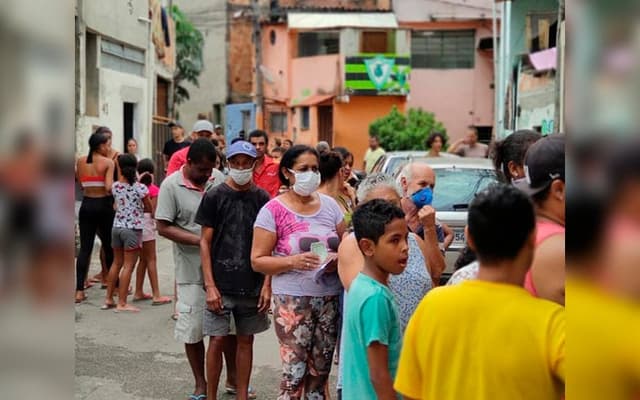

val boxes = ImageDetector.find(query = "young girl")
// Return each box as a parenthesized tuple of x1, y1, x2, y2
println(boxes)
(103, 154, 152, 312)
(133, 159, 172, 305)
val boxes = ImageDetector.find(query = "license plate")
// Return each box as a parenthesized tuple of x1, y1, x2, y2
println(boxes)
(453, 229, 466, 245)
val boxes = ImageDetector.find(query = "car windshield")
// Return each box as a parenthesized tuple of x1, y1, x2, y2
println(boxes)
(432, 168, 497, 211)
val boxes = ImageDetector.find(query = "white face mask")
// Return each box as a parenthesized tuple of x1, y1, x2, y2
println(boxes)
(289, 169, 320, 197)
(229, 167, 253, 186)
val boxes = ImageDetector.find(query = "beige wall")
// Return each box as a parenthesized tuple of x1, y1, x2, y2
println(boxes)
(405, 22, 495, 142)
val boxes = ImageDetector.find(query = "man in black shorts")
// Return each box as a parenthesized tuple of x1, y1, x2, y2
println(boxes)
(196, 140, 271, 400)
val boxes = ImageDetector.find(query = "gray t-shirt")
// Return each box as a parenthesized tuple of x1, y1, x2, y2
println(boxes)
(155, 169, 219, 285)
(456, 142, 489, 158)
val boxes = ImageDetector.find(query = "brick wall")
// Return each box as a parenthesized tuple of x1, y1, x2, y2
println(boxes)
(229, 18, 255, 103)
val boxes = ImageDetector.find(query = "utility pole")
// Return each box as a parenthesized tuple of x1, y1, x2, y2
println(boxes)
(252, 0, 264, 130)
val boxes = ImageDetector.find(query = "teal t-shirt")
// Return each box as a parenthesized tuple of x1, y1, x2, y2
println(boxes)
(343, 273, 403, 399)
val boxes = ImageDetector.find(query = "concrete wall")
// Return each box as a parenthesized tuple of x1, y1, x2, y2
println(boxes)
(83, 0, 149, 50)
(405, 22, 495, 142)
(290, 55, 341, 103)
(261, 25, 291, 103)
(394, 0, 494, 21)
(173, 0, 227, 129)
(76, 0, 153, 158)
(334, 96, 406, 169)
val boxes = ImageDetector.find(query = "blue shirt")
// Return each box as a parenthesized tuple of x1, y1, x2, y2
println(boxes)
(343, 273, 403, 399)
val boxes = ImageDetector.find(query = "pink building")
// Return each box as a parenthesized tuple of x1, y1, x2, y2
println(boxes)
(394, 0, 496, 143)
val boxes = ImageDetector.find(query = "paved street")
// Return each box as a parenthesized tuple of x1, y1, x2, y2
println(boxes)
(75, 237, 338, 400)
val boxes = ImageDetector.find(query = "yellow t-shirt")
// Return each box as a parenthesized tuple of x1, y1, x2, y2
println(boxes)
(566, 278, 640, 399)
(394, 280, 565, 400)
(364, 147, 385, 173)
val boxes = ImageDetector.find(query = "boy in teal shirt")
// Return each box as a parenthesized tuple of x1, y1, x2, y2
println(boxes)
(343, 199, 409, 399)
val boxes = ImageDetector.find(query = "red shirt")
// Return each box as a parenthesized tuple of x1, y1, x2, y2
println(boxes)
(253, 156, 280, 198)
(166, 146, 189, 176)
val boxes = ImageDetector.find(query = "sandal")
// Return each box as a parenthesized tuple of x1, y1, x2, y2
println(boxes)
(132, 293, 153, 302)
(152, 296, 172, 306)
(100, 303, 116, 310)
(188, 395, 206, 400)
(225, 385, 257, 399)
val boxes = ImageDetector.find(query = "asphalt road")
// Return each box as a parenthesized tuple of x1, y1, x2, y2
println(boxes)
(74, 237, 338, 400)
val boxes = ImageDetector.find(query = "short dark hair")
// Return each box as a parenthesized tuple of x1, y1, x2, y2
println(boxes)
(187, 138, 217, 165)
(210, 138, 219, 148)
(271, 146, 284, 155)
(284, 139, 293, 146)
(353, 199, 405, 246)
(279, 144, 318, 186)
(319, 151, 343, 183)
(425, 132, 447, 149)
(467, 184, 535, 263)
(249, 130, 269, 146)
(490, 129, 541, 183)
(137, 158, 155, 186)
(468, 126, 479, 135)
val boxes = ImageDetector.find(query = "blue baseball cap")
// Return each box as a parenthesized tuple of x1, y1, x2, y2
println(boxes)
(226, 140, 257, 159)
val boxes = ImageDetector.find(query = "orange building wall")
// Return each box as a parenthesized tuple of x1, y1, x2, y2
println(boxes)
(334, 96, 406, 170)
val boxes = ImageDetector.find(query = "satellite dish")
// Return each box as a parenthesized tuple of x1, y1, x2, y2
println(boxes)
(259, 65, 278, 85)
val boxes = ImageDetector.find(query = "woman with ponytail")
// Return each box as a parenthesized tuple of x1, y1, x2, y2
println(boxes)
(75, 130, 116, 304)
(102, 154, 152, 313)
(490, 129, 542, 184)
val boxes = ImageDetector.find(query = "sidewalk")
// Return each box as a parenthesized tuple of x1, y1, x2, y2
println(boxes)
(75, 236, 337, 399)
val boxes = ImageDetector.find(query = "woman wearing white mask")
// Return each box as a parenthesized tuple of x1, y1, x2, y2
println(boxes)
(251, 144, 346, 400)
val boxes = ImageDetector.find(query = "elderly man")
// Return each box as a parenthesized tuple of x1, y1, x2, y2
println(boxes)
(397, 162, 447, 283)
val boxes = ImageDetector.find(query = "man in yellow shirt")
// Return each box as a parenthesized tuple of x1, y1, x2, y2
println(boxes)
(363, 135, 386, 174)
(394, 184, 565, 400)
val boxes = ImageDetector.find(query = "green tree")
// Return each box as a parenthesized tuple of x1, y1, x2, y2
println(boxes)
(170, 5, 204, 117)
(369, 106, 447, 151)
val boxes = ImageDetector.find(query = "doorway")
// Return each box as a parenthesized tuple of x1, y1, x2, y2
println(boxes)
(123, 102, 135, 150)
(317, 106, 333, 146)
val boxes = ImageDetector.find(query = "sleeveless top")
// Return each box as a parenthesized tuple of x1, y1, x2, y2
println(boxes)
(388, 233, 433, 331)
(524, 220, 565, 296)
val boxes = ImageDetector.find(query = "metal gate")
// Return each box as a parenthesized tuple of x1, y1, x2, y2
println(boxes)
(152, 116, 172, 184)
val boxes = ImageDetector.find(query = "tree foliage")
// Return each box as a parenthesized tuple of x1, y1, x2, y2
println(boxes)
(369, 106, 448, 151)
(171, 5, 204, 114)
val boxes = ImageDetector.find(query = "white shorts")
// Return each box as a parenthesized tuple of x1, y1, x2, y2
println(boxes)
(175, 284, 206, 344)
(142, 213, 156, 243)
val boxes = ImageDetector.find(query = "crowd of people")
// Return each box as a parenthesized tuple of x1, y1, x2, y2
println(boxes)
(76, 119, 568, 399)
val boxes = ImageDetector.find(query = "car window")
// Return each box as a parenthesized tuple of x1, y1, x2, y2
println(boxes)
(384, 157, 409, 176)
(371, 155, 387, 173)
(432, 168, 497, 211)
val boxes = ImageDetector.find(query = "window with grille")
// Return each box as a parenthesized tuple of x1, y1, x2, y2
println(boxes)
(411, 30, 475, 69)
(300, 107, 310, 130)
(101, 38, 145, 76)
(298, 31, 340, 57)
(270, 112, 287, 133)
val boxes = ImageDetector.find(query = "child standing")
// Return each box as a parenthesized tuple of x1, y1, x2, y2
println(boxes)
(133, 158, 172, 306)
(342, 199, 408, 400)
(103, 154, 152, 312)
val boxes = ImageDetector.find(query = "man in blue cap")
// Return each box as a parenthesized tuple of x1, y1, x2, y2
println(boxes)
(195, 140, 271, 400)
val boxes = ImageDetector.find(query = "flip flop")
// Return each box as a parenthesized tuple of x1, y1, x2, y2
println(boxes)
(188, 395, 206, 400)
(84, 281, 95, 289)
(132, 293, 153, 302)
(152, 297, 172, 306)
(225, 386, 257, 399)
(100, 303, 116, 310)
(114, 305, 140, 313)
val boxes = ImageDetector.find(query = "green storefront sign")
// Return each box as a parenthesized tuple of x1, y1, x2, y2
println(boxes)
(345, 54, 411, 96)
